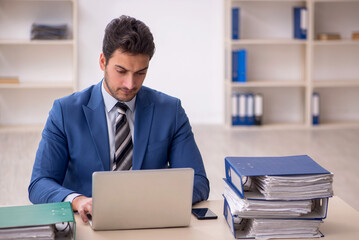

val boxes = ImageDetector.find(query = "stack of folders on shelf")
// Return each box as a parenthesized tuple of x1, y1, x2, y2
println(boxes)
(232, 93, 263, 126)
(223, 155, 333, 239)
(31, 23, 68, 40)
(293, 7, 307, 39)
(232, 49, 247, 83)
(0, 202, 75, 240)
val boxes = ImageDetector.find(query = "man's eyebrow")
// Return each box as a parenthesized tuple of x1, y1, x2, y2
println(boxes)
(115, 64, 128, 71)
(115, 64, 148, 73)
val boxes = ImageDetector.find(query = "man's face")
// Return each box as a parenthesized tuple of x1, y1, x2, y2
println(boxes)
(100, 49, 149, 102)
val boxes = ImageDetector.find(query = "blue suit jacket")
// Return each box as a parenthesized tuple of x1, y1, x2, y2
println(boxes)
(28, 81, 209, 204)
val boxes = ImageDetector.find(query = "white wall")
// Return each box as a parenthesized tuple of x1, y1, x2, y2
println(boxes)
(78, 0, 224, 124)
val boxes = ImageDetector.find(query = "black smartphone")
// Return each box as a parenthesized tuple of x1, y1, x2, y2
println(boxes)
(192, 208, 218, 220)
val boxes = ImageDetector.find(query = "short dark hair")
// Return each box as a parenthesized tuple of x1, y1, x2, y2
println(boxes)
(102, 15, 155, 64)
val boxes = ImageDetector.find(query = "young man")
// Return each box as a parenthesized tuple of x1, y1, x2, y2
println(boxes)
(28, 15, 209, 223)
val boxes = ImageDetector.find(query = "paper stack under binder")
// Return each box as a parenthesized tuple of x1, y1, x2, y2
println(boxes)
(223, 155, 333, 239)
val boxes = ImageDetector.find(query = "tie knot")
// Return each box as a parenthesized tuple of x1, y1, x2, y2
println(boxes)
(115, 102, 128, 114)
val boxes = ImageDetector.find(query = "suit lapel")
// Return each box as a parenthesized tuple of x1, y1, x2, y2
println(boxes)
(82, 82, 110, 171)
(133, 87, 154, 169)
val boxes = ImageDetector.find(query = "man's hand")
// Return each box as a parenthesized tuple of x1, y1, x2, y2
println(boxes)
(72, 196, 93, 224)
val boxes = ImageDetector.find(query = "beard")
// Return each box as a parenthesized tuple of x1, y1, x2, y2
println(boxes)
(103, 69, 138, 102)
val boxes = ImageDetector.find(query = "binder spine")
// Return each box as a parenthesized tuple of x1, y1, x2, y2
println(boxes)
(294, 7, 307, 39)
(225, 158, 245, 198)
(246, 93, 254, 125)
(232, 7, 240, 40)
(232, 50, 238, 82)
(223, 197, 237, 237)
(232, 93, 239, 126)
(232, 49, 247, 83)
(237, 50, 247, 83)
(312, 92, 320, 125)
(254, 93, 263, 125)
(238, 93, 246, 125)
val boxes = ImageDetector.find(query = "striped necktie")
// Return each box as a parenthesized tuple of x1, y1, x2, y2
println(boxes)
(113, 102, 133, 171)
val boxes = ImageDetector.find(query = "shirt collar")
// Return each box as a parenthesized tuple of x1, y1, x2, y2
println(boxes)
(101, 80, 136, 113)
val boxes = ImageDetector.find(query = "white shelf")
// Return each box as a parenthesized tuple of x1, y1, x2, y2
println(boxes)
(0, 81, 74, 89)
(229, 123, 307, 130)
(229, 80, 306, 88)
(313, 40, 359, 46)
(0, 0, 74, 2)
(225, 0, 359, 129)
(231, 39, 307, 45)
(0, 39, 74, 45)
(0, 0, 77, 126)
(313, 80, 359, 88)
(230, 122, 359, 131)
(311, 122, 359, 129)
(313, 0, 359, 2)
(232, 0, 304, 2)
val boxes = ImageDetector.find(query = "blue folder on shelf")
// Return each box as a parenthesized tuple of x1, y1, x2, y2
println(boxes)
(312, 92, 320, 125)
(237, 50, 247, 82)
(294, 7, 307, 39)
(232, 51, 239, 82)
(238, 93, 246, 125)
(245, 93, 254, 125)
(232, 93, 239, 125)
(232, 49, 247, 82)
(232, 7, 240, 39)
(225, 155, 333, 200)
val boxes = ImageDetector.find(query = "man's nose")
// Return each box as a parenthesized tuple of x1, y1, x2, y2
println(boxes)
(123, 74, 135, 89)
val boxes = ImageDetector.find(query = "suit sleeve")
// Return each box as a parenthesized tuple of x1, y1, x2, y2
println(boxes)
(28, 100, 75, 203)
(169, 100, 210, 204)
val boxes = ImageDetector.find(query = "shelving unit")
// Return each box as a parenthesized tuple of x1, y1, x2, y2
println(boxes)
(0, 0, 77, 126)
(224, 0, 359, 129)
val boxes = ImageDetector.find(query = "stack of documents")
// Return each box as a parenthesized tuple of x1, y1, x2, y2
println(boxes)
(255, 174, 333, 200)
(0, 225, 55, 240)
(247, 219, 323, 239)
(224, 181, 313, 218)
(31, 24, 68, 40)
(223, 155, 333, 239)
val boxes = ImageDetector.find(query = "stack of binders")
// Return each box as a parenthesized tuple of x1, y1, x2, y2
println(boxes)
(223, 155, 333, 239)
(232, 93, 263, 126)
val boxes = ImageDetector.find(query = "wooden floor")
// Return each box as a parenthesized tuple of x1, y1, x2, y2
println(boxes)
(1, 125, 358, 211)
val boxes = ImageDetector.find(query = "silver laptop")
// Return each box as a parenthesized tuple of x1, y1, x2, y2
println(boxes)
(90, 168, 194, 230)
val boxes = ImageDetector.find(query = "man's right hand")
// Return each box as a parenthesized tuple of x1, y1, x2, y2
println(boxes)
(72, 195, 93, 224)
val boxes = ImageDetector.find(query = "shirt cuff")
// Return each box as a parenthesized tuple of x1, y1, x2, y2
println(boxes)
(63, 193, 82, 203)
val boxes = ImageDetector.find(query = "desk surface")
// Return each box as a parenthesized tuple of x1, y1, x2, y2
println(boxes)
(75, 196, 359, 240)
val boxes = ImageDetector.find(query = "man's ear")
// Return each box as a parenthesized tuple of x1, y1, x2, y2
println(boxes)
(99, 53, 106, 71)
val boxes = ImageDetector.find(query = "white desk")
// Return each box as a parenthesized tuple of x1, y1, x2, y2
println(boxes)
(75, 196, 359, 239)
